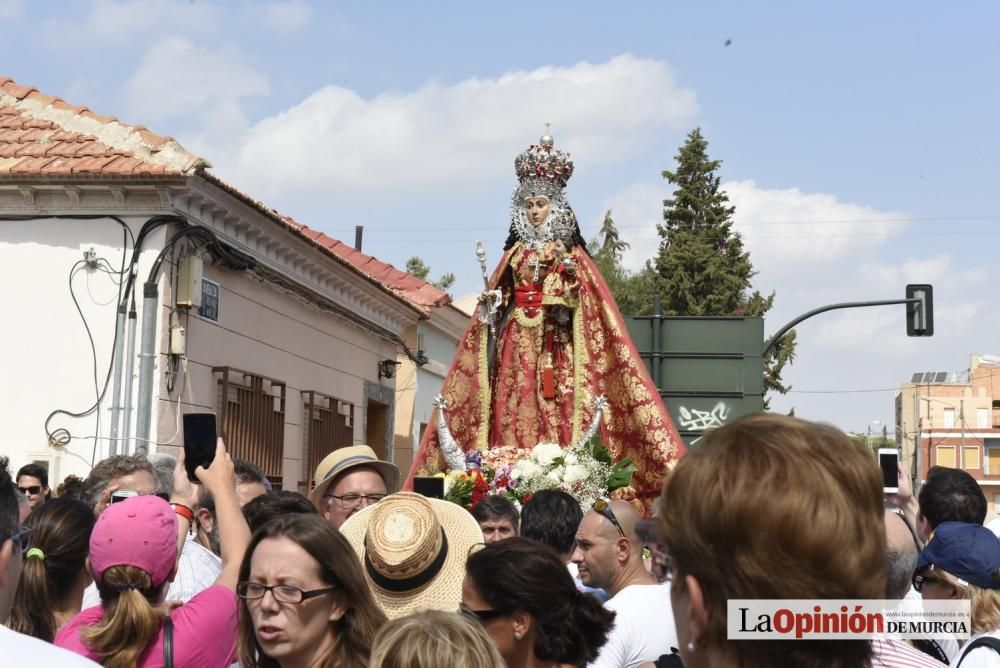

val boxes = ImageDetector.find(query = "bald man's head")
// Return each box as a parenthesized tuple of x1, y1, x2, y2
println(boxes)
(884, 509, 919, 599)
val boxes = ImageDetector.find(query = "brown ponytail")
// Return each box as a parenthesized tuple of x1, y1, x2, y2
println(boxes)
(9, 498, 94, 641)
(82, 565, 166, 668)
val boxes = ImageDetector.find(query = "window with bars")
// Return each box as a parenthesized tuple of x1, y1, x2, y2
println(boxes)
(213, 367, 286, 488)
(301, 391, 355, 492)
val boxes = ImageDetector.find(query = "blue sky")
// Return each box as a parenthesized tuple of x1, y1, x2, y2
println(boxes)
(5, 0, 999, 434)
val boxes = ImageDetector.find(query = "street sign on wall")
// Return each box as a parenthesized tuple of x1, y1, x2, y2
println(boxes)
(625, 311, 765, 449)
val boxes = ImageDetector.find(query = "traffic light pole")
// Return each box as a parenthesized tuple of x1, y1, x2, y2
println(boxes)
(762, 297, 921, 357)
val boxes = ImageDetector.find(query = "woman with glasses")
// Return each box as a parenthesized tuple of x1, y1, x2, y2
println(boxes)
(9, 498, 95, 641)
(55, 440, 251, 667)
(464, 537, 614, 668)
(237, 512, 386, 668)
(913, 522, 1000, 666)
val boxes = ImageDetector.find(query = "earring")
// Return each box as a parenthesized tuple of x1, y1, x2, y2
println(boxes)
(687, 641, 695, 652)
(514, 631, 523, 640)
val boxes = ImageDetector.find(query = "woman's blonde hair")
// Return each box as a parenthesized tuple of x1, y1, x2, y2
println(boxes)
(82, 565, 167, 668)
(369, 610, 505, 668)
(924, 566, 1000, 634)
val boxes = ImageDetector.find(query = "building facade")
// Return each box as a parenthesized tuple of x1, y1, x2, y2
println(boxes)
(896, 354, 1000, 513)
(0, 77, 451, 492)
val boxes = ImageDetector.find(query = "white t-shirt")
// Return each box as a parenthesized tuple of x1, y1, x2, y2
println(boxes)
(588, 583, 676, 668)
(0, 624, 100, 666)
(953, 630, 1000, 668)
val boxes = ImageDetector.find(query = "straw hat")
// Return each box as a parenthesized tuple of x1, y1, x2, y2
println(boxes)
(309, 445, 400, 509)
(340, 491, 484, 619)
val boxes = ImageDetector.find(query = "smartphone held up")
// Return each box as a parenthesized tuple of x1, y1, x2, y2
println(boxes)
(878, 448, 900, 494)
(183, 412, 218, 482)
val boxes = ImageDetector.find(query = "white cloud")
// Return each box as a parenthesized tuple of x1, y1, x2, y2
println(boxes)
(723, 180, 911, 285)
(263, 0, 312, 33)
(42, 0, 220, 49)
(125, 36, 268, 138)
(588, 182, 666, 271)
(589, 179, 912, 280)
(218, 54, 697, 199)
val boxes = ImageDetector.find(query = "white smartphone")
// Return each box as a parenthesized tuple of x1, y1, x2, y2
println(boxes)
(878, 448, 899, 494)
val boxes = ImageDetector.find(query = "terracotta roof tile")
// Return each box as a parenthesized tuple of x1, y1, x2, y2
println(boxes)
(40, 158, 75, 175)
(11, 156, 57, 173)
(0, 76, 207, 177)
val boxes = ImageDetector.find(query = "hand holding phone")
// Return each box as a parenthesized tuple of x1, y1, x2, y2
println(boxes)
(183, 413, 218, 482)
(878, 448, 900, 494)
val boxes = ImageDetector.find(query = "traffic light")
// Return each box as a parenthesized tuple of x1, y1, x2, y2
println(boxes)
(905, 284, 933, 337)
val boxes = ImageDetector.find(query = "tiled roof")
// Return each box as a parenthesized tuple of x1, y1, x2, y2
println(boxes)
(0, 76, 449, 314)
(0, 76, 206, 177)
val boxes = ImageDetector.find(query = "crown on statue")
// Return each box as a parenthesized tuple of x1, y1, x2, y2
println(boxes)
(514, 131, 574, 189)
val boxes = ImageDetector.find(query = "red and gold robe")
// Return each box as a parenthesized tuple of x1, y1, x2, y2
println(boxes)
(407, 241, 685, 507)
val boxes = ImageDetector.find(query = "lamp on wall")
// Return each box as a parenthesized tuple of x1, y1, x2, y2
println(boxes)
(378, 359, 402, 380)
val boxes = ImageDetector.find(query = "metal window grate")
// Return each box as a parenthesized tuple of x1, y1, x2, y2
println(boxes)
(302, 391, 354, 492)
(213, 367, 286, 488)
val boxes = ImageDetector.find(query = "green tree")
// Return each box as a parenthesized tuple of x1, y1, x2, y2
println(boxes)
(406, 256, 455, 291)
(655, 128, 796, 406)
(589, 210, 659, 316)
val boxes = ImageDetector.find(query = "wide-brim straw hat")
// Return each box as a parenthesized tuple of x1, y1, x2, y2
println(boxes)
(340, 491, 484, 619)
(308, 445, 400, 509)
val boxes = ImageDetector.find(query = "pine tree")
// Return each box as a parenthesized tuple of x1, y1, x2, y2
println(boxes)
(406, 257, 454, 291)
(589, 211, 659, 316)
(655, 128, 796, 406)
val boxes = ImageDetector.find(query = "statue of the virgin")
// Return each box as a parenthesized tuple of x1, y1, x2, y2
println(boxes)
(407, 132, 685, 506)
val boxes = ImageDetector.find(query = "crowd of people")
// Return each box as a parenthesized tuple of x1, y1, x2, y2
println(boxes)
(3, 414, 1000, 667)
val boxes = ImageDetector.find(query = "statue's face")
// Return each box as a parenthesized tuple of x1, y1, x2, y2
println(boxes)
(523, 196, 551, 228)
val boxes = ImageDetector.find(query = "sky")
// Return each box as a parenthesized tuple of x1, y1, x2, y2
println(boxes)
(5, 0, 999, 436)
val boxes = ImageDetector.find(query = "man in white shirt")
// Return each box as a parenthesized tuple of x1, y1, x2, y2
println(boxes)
(0, 458, 98, 665)
(573, 499, 676, 668)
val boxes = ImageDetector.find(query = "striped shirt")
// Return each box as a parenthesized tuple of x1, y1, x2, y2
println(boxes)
(872, 637, 949, 667)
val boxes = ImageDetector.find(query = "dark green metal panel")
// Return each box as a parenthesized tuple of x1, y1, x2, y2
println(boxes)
(624, 311, 765, 449)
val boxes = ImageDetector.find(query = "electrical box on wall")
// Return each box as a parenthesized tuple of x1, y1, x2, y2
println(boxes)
(176, 255, 204, 308)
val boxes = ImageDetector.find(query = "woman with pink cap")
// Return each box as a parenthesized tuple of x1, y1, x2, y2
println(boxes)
(55, 440, 251, 667)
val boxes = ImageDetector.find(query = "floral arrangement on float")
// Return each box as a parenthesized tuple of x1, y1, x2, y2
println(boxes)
(426, 396, 636, 510)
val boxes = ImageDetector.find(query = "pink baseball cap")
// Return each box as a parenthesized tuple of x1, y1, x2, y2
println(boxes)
(90, 495, 178, 587)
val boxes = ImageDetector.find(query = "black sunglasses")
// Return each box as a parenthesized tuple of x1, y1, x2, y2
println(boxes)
(459, 603, 508, 622)
(592, 499, 626, 538)
(17, 486, 41, 495)
(5, 525, 33, 556)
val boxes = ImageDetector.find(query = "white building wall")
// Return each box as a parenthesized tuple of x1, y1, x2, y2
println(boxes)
(0, 214, 167, 484)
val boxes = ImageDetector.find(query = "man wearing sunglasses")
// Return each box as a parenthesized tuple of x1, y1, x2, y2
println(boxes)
(0, 458, 98, 664)
(15, 463, 50, 510)
(572, 499, 677, 668)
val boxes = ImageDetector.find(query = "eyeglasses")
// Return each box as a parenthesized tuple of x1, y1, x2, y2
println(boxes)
(324, 493, 387, 510)
(911, 572, 953, 594)
(592, 499, 626, 538)
(5, 525, 33, 556)
(237, 582, 338, 604)
(459, 603, 508, 622)
(17, 486, 41, 496)
(636, 518, 673, 584)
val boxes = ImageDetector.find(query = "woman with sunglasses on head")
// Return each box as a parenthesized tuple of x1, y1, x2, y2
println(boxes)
(464, 537, 615, 668)
(237, 512, 386, 668)
(9, 498, 95, 641)
(55, 439, 251, 667)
